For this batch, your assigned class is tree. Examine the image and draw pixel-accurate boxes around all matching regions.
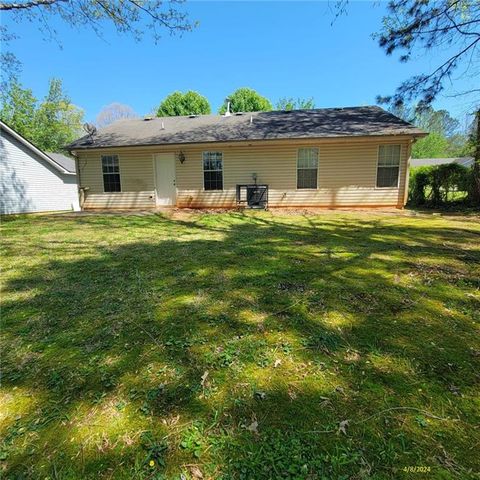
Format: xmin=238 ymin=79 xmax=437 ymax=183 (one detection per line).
xmin=412 ymin=107 xmax=467 ymax=158
xmin=374 ymin=1 xmax=479 ymax=108
xmin=337 ymin=0 xmax=480 ymax=202
xmin=157 ymin=91 xmax=211 ymax=117
xmin=0 ymin=78 xmax=84 ymax=152
xmin=0 ymin=81 xmax=37 ymax=139
xmin=414 ymin=108 xmax=460 ymax=138
xmin=0 ymin=0 xmax=193 ymax=40
xmin=276 ymin=97 xmax=315 ymax=111
xmin=219 ymin=88 xmax=272 ymax=114
xmin=34 ymin=78 xmax=84 ymax=151
xmin=96 ymin=103 xmax=138 ymax=128
xmin=390 ymin=104 xmax=469 ymax=158
xmin=469 ymin=111 xmax=480 ymax=204
xmin=412 ymin=132 xmax=450 ymax=159
xmin=447 ymin=133 xmax=471 ymax=157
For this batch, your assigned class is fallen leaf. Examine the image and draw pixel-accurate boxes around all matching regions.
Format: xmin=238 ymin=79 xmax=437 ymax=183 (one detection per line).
xmin=246 ymin=420 xmax=258 ymax=434
xmin=274 ymin=359 xmax=282 ymax=368
xmin=200 ymin=371 xmax=209 ymax=387
xmin=190 ymin=465 xmax=203 ymax=479
xmin=344 ymin=351 xmax=361 ymax=362
xmin=448 ymin=384 xmax=461 ymax=396
xmin=338 ymin=419 xmax=349 ymax=435
xmin=319 ymin=396 xmax=331 ymax=407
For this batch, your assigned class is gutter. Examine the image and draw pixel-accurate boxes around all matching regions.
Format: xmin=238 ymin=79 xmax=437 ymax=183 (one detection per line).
xmin=68 ymin=131 xmax=428 ymax=152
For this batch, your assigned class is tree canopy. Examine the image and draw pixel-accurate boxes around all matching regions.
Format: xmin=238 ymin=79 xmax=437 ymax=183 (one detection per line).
xmin=0 ymin=0 xmax=194 ymax=39
xmin=275 ymin=97 xmax=315 ymax=111
xmin=375 ymin=0 xmax=479 ymax=108
xmin=372 ymin=0 xmax=479 ymax=203
xmin=219 ymin=88 xmax=272 ymax=114
xmin=0 ymin=0 xmax=195 ymax=82
xmin=412 ymin=132 xmax=451 ymax=159
xmin=96 ymin=103 xmax=138 ymax=128
xmin=389 ymin=104 xmax=468 ymax=159
xmin=156 ymin=91 xmax=211 ymax=117
xmin=0 ymin=78 xmax=84 ymax=152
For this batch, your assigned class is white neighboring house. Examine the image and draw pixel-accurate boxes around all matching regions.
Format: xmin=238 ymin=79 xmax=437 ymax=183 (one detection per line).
xmin=0 ymin=121 xmax=80 ymax=214
xmin=410 ymin=157 xmax=474 ymax=168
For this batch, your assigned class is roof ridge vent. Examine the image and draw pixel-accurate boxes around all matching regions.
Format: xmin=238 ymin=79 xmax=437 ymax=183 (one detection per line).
xmin=143 ymin=116 xmax=154 ymax=121
xmin=235 ymin=112 xmax=244 ymax=116
xmin=189 ymin=114 xmax=199 ymax=118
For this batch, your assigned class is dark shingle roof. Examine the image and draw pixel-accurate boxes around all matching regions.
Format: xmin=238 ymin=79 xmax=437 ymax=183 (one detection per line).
xmin=46 ymin=152 xmax=76 ymax=173
xmin=68 ymin=106 xmax=426 ymax=150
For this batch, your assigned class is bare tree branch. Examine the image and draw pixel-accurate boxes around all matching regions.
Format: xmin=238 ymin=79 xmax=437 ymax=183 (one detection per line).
xmin=0 ymin=0 xmax=66 ymax=10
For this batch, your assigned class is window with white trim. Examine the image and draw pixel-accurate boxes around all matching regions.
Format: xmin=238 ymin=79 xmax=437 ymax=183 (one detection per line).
xmin=102 ymin=155 xmax=121 ymax=192
xmin=203 ymin=152 xmax=223 ymax=190
xmin=297 ymin=148 xmax=318 ymax=189
xmin=377 ymin=145 xmax=400 ymax=188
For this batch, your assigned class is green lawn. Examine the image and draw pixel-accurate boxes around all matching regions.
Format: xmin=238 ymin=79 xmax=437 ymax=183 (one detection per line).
xmin=1 ymin=210 xmax=479 ymax=479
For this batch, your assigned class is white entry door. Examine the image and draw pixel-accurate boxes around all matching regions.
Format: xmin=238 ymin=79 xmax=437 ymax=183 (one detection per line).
xmin=155 ymin=154 xmax=176 ymax=206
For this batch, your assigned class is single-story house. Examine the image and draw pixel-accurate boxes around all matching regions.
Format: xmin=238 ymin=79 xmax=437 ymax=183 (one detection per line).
xmin=1 ymin=121 xmax=80 ymax=214
xmin=410 ymin=157 xmax=474 ymax=168
xmin=67 ymin=106 xmax=426 ymax=210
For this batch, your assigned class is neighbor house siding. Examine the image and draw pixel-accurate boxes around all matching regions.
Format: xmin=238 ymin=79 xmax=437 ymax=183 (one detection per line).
xmin=0 ymin=130 xmax=80 ymax=214
xmin=75 ymin=136 xmax=411 ymax=209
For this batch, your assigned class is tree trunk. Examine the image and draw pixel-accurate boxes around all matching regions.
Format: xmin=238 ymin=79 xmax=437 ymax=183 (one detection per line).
xmin=473 ymin=109 xmax=480 ymax=206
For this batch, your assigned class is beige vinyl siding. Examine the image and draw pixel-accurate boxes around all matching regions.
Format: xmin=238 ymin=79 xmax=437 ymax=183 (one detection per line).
xmin=175 ymin=139 xmax=409 ymax=208
xmin=78 ymin=150 xmax=155 ymax=209
xmin=74 ymin=136 xmax=412 ymax=209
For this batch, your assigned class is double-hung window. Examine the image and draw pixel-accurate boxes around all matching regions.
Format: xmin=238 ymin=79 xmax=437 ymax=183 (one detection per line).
xmin=377 ymin=145 xmax=400 ymax=188
xmin=297 ymin=148 xmax=319 ymax=189
xmin=203 ymin=152 xmax=223 ymax=190
xmin=102 ymin=155 xmax=121 ymax=192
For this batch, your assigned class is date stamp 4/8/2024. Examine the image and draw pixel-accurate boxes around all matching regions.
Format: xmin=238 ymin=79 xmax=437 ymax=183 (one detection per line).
xmin=402 ymin=466 xmax=432 ymax=473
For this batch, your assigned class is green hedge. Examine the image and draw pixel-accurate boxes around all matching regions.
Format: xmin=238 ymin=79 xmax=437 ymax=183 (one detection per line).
xmin=408 ymin=163 xmax=473 ymax=206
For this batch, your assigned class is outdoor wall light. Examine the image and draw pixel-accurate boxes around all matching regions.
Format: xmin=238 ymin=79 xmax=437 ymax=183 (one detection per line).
xmin=178 ymin=151 xmax=186 ymax=164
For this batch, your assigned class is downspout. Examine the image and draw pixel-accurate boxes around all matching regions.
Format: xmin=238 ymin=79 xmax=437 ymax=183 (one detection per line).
xmin=71 ymin=151 xmax=85 ymax=210
xmin=403 ymin=139 xmax=413 ymax=207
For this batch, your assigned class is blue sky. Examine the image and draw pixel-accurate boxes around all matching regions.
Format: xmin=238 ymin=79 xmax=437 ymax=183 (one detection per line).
xmin=2 ymin=1 xmax=476 ymax=124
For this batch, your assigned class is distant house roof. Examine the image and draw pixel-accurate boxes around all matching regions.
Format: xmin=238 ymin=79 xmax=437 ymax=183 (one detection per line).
xmin=68 ymin=106 xmax=426 ymax=150
xmin=410 ymin=157 xmax=474 ymax=168
xmin=46 ymin=152 xmax=76 ymax=173
xmin=0 ymin=121 xmax=75 ymax=175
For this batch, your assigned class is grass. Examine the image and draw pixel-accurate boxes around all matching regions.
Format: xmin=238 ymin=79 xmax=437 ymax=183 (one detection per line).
xmin=1 ymin=209 xmax=479 ymax=479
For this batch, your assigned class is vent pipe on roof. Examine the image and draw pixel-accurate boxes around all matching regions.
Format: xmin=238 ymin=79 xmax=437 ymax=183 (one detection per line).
xmin=224 ymin=98 xmax=232 ymax=117
xmin=250 ymin=115 xmax=253 ymax=125
xmin=161 ymin=121 xmax=165 ymax=130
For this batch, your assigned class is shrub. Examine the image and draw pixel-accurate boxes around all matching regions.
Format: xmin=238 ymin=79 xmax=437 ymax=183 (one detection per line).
xmin=409 ymin=166 xmax=430 ymax=205
xmin=408 ymin=163 xmax=472 ymax=206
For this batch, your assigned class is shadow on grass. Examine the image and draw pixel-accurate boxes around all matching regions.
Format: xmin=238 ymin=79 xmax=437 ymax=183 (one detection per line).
xmin=1 ymin=212 xmax=479 ymax=479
